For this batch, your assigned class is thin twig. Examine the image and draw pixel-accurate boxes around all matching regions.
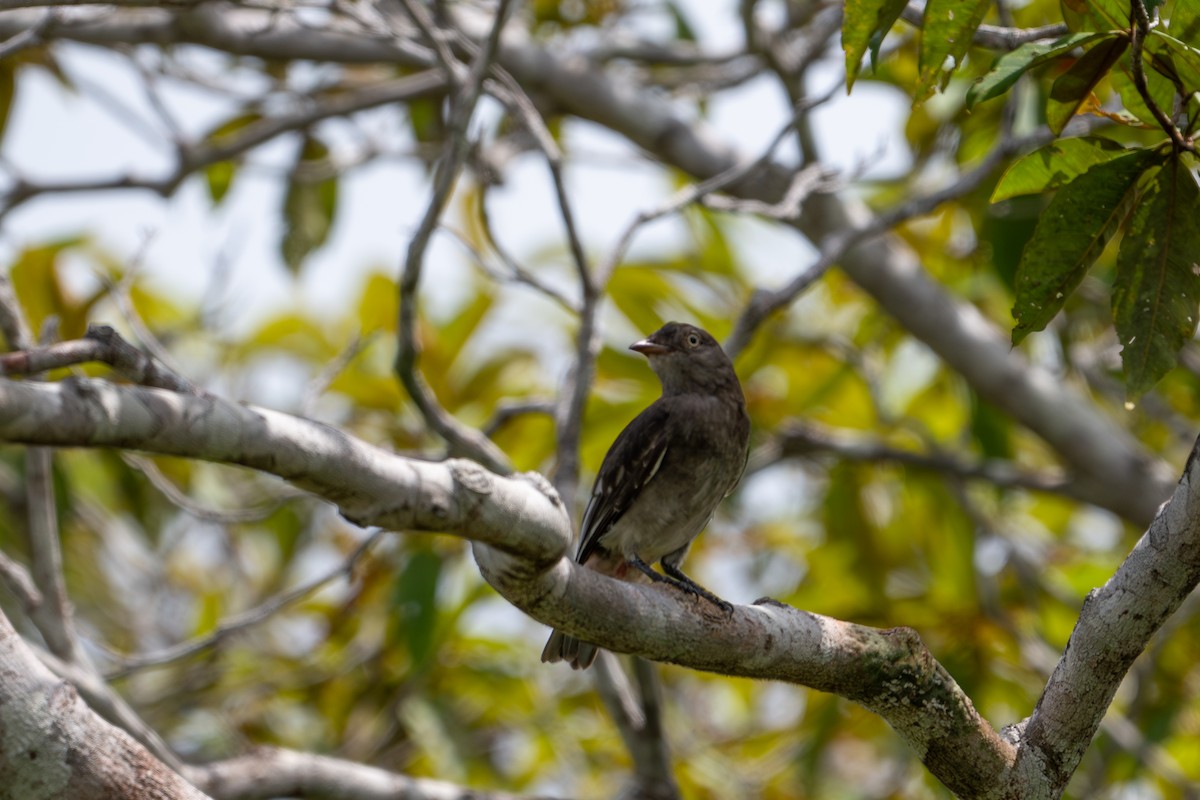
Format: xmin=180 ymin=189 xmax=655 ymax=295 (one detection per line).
xmin=0 ymin=280 xmax=87 ymax=664
xmin=725 ymin=126 xmax=1054 ymax=358
xmin=452 ymin=36 xmax=597 ymax=505
xmin=106 ymin=528 xmax=386 ymax=680
xmin=0 ymin=324 xmax=201 ymax=393
xmin=1130 ymin=0 xmax=1193 ymax=153
xmin=393 ymin=0 xmax=515 ymax=475
xmin=0 ymin=7 xmax=54 ymax=60
xmin=593 ymin=89 xmax=837 ymax=288
xmin=300 ymin=331 xmax=375 ymax=417
xmin=752 ymin=421 xmax=1071 ymax=494
xmin=440 ymin=219 xmax=578 ymax=313
xmin=0 ymin=71 xmax=448 ymax=215
xmin=122 ymin=453 xmax=309 ymax=524
xmin=482 ymin=398 xmax=557 ymax=437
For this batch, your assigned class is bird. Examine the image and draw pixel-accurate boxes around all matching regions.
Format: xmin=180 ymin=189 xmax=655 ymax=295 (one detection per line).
xmin=541 ymin=321 xmax=751 ymax=669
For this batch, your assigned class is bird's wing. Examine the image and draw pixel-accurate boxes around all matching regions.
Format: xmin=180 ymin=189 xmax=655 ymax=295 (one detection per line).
xmin=575 ymin=401 xmax=672 ymax=565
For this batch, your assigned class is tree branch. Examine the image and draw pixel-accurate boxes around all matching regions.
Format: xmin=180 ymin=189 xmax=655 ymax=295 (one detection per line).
xmin=105 ymin=529 xmax=386 ymax=680
xmin=0 ymin=607 xmax=210 ymax=799
xmin=392 ymin=0 xmax=515 ymax=475
xmin=1018 ymin=434 xmax=1200 ymax=796
xmin=183 ymin=745 xmax=543 ymax=800
xmin=0 ymin=374 xmax=1010 ymax=797
xmin=0 ymin=69 xmax=448 ymax=213
xmin=1129 ymin=0 xmax=1194 ymax=153
xmin=0 ymin=0 xmax=1170 ymax=525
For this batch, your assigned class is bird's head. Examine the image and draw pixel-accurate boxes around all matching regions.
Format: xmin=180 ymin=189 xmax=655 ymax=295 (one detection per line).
xmin=630 ymin=322 xmax=738 ymax=395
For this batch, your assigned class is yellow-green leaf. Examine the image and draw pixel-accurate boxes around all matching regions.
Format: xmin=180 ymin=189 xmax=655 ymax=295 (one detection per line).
xmin=916 ymin=0 xmax=990 ymax=100
xmin=281 ymin=136 xmax=339 ymax=274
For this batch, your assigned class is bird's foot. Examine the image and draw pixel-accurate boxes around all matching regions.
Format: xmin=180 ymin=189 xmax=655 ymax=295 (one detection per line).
xmin=629 ymin=557 xmax=732 ymax=615
xmin=678 ymin=581 xmax=733 ymax=615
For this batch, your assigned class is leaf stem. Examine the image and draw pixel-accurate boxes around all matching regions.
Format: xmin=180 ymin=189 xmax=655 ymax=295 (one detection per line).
xmin=1129 ymin=0 xmax=1195 ymax=153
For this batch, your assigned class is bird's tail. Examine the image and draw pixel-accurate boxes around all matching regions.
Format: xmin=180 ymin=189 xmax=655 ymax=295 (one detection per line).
xmin=541 ymin=629 xmax=599 ymax=670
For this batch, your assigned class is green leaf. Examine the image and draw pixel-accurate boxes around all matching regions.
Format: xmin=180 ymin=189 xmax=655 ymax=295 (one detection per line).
xmin=9 ymin=236 xmax=87 ymax=342
xmin=969 ymin=392 xmax=1013 ymax=461
xmin=407 ymin=95 xmax=445 ymax=146
xmin=967 ymin=32 xmax=1110 ymax=108
xmin=281 ymin=135 xmax=339 ymax=274
xmin=205 ymin=160 xmax=237 ymax=206
xmin=1112 ymin=48 xmax=1178 ymax=129
xmin=843 ymin=0 xmax=908 ymax=90
xmin=1148 ymin=30 xmax=1200 ymax=94
xmin=1060 ymin=0 xmax=1089 ymax=33
xmin=1011 ymin=148 xmax=1158 ymax=344
xmin=916 ymin=0 xmax=991 ymax=100
xmin=390 ymin=549 xmax=442 ymax=670
xmin=0 ymin=62 xmax=15 ymax=149
xmin=1172 ymin=0 xmax=1200 ymax=48
xmin=1046 ymin=35 xmax=1129 ymax=135
xmin=664 ymin=0 xmax=698 ymax=42
xmin=200 ymin=111 xmax=262 ymax=206
xmin=1113 ymin=159 xmax=1200 ymax=397
xmin=992 ymin=136 xmax=1129 ymax=202
xmin=1079 ymin=0 xmax=1129 ymax=30
xmin=983 ymin=195 xmax=1041 ymax=290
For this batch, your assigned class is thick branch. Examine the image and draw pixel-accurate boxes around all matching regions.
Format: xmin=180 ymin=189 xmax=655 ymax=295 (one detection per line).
xmin=0 ymin=1 xmax=1173 ymax=526
xmin=0 ymin=375 xmax=1011 ymax=798
xmin=0 ymin=607 xmax=211 ymax=799
xmin=1018 ymin=434 xmax=1200 ymax=796
xmin=0 ymin=377 xmax=571 ymax=564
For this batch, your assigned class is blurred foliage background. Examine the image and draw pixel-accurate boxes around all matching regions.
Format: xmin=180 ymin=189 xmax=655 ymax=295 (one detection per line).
xmin=1 ymin=0 xmax=1200 ymax=798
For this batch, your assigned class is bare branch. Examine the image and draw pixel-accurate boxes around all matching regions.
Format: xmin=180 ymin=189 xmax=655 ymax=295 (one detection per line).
xmin=0 ymin=376 xmax=572 ymax=563
xmin=0 ymin=324 xmax=200 ymax=393
xmin=393 ymin=0 xmax=515 ymax=475
xmin=1019 ymin=433 xmax=1200 ymax=795
xmin=105 ymin=528 xmax=385 ymax=680
xmin=121 ymin=453 xmax=308 ymax=524
xmin=0 ymin=607 xmax=209 ymax=799
xmin=752 ymin=420 xmax=1071 ymax=493
xmin=185 ymin=745 xmax=541 ymax=800
xmin=0 ymin=6 xmax=52 ymax=58
xmin=0 ymin=70 xmax=448 ymax=213
xmin=593 ymin=656 xmax=679 ymax=800
xmin=0 ymin=375 xmax=1012 ymax=797
xmin=899 ymin=3 xmax=1070 ymax=50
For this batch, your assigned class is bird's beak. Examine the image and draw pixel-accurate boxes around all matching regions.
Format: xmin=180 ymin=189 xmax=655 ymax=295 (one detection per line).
xmin=630 ymin=338 xmax=671 ymax=356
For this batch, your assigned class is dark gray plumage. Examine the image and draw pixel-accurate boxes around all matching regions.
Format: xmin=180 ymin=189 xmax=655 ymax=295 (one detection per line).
xmin=541 ymin=322 xmax=750 ymax=669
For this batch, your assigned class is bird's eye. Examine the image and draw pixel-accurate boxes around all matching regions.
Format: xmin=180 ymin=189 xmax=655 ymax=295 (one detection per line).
xmin=686 ymin=333 xmax=701 ymax=347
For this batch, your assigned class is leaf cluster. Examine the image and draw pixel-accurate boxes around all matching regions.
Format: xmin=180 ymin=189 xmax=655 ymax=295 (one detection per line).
xmin=847 ymin=0 xmax=1200 ymax=396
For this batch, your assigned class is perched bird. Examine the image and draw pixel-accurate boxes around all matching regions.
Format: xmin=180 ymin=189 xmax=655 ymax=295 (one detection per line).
xmin=541 ymin=322 xmax=751 ymax=669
